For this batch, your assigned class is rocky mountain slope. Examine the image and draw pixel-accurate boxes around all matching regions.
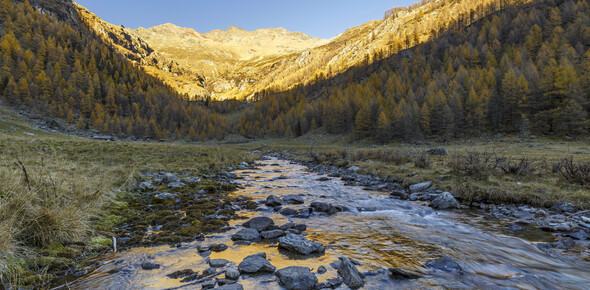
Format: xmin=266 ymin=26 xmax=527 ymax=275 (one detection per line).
xmin=74 ymin=0 xmax=529 ymax=100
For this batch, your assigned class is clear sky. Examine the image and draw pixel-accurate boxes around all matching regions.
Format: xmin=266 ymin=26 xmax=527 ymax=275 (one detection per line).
xmin=74 ymin=0 xmax=418 ymax=39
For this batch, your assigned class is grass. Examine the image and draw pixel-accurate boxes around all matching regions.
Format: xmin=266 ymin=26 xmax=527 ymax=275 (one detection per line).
xmin=0 ymin=106 xmax=257 ymax=288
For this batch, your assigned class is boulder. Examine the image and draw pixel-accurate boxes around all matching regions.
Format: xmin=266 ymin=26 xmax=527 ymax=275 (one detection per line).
xmin=202 ymin=279 xmax=216 ymax=289
xmin=276 ymin=266 xmax=318 ymax=290
xmin=337 ymin=257 xmax=364 ymax=289
xmin=278 ymin=233 xmax=325 ymax=255
xmin=231 ymin=228 xmax=261 ymax=241
xmin=427 ymin=147 xmax=449 ymax=155
xmin=225 ymin=267 xmax=240 ymax=280
xmin=141 ymin=262 xmax=160 ymax=270
xmin=279 ymin=208 xmax=298 ymax=216
xmin=238 ymin=252 xmax=276 ymax=274
xmin=209 ymin=259 xmax=229 ymax=268
xmin=390 ymin=190 xmax=408 ymax=199
xmin=265 ymin=195 xmax=283 ymax=207
xmin=167 ymin=181 xmax=185 ymax=189
xmin=310 ymin=202 xmax=337 ymax=215
xmin=409 ymin=181 xmax=432 ymax=193
xmin=243 ymin=217 xmax=274 ymax=232
xmin=261 ymin=229 xmax=284 ymax=239
xmin=161 ymin=173 xmax=180 ymax=184
xmin=551 ymin=203 xmax=579 ymax=214
xmin=317 ymin=266 xmax=327 ymax=274
xmin=216 ymin=284 xmax=243 ymax=290
xmin=138 ymin=181 xmax=154 ymax=191
xmin=209 ymin=244 xmax=228 ymax=252
xmin=430 ymin=192 xmax=460 ymax=209
xmin=283 ymin=195 xmax=305 ymax=204
xmin=316 ymin=278 xmax=343 ymax=289
xmin=426 ymin=256 xmax=462 ymax=272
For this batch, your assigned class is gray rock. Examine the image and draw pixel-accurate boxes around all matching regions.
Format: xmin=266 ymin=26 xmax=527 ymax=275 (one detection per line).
xmin=265 ymin=195 xmax=283 ymax=207
xmin=216 ymin=278 xmax=237 ymax=286
xmin=154 ymin=192 xmax=177 ymax=200
xmin=231 ymin=228 xmax=261 ymax=241
xmin=296 ymin=209 xmax=311 ymax=218
xmin=225 ymin=267 xmax=240 ymax=280
xmin=161 ymin=173 xmax=180 ymax=184
xmin=210 ymin=244 xmax=228 ymax=252
xmin=202 ymin=279 xmax=216 ymax=289
xmin=280 ymin=222 xmax=295 ymax=230
xmin=390 ymin=190 xmax=408 ymax=199
xmin=430 ymin=192 xmax=460 ymax=209
xmin=278 ymin=233 xmax=325 ymax=255
xmin=181 ymin=177 xmax=201 ymax=184
xmin=348 ymin=166 xmax=360 ymax=173
xmin=261 ymin=229 xmax=284 ymax=239
xmin=238 ymin=252 xmax=276 ymax=274
xmin=316 ymin=278 xmax=343 ymax=289
xmin=243 ymin=217 xmax=275 ymax=232
xmin=215 ymin=284 xmax=243 ymax=290
xmin=426 ymin=256 xmax=462 ymax=272
xmin=427 ymin=147 xmax=449 ymax=155
xmin=409 ymin=181 xmax=432 ymax=193
xmin=280 ymin=208 xmax=298 ymax=216
xmin=283 ymin=195 xmax=304 ymax=204
xmin=276 ymin=266 xmax=318 ymax=290
xmin=551 ymin=203 xmax=579 ymax=214
xmin=167 ymin=181 xmax=186 ymax=189
xmin=209 ymin=259 xmax=229 ymax=268
xmin=141 ymin=262 xmax=160 ymax=270
xmin=337 ymin=257 xmax=364 ymax=289
xmin=138 ymin=182 xmax=154 ymax=191
xmin=569 ymin=230 xmax=589 ymax=240
xmin=310 ymin=202 xmax=337 ymax=215
xmin=293 ymin=224 xmax=307 ymax=232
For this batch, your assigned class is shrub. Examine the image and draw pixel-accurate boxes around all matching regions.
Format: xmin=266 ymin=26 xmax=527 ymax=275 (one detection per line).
xmin=448 ymin=151 xmax=497 ymax=177
xmin=497 ymin=157 xmax=541 ymax=176
xmin=556 ymin=157 xmax=590 ymax=185
xmin=413 ymin=155 xmax=431 ymax=169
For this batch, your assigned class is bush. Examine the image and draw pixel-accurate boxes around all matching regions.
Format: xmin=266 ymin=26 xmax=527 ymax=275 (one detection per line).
xmin=556 ymin=157 xmax=590 ymax=185
xmin=497 ymin=157 xmax=541 ymax=176
xmin=413 ymin=155 xmax=431 ymax=169
xmin=448 ymin=151 xmax=497 ymax=177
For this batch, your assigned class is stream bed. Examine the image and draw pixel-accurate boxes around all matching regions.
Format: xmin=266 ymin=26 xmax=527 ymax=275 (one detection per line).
xmin=61 ymin=158 xmax=590 ymax=289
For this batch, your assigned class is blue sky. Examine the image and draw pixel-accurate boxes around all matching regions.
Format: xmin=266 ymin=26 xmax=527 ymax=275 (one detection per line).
xmin=74 ymin=0 xmax=418 ymax=39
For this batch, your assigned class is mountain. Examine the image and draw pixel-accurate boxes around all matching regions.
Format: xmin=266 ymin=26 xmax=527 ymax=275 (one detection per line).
xmin=237 ymin=0 xmax=590 ymax=140
xmin=76 ymin=0 xmax=524 ymax=100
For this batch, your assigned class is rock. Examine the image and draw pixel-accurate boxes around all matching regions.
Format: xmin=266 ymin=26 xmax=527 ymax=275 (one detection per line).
xmin=409 ymin=181 xmax=432 ymax=193
xmin=317 ymin=266 xmax=327 ymax=274
xmin=317 ymin=177 xmax=330 ymax=181
xmin=210 ymin=244 xmax=228 ymax=252
xmin=202 ymin=279 xmax=216 ymax=289
xmin=276 ymin=266 xmax=318 ymax=290
xmin=389 ymin=268 xmax=422 ymax=279
xmin=506 ymin=224 xmax=524 ymax=231
xmin=232 ymin=228 xmax=261 ymax=241
xmin=167 ymin=269 xmax=195 ymax=279
xmin=181 ymin=177 xmax=201 ymax=184
xmin=278 ymin=206 xmax=297 ymax=216
xmin=430 ymin=192 xmax=460 ymax=209
xmin=316 ymin=278 xmax=343 ymax=289
xmin=357 ymin=206 xmax=377 ymax=212
xmin=427 ymin=147 xmax=449 ymax=155
xmin=167 ymin=181 xmax=185 ymax=189
xmin=293 ymin=224 xmax=307 ymax=232
xmin=551 ymin=203 xmax=579 ymax=214
xmin=225 ymin=267 xmax=240 ymax=280
xmin=296 ymin=209 xmax=311 ymax=218
xmin=238 ymin=252 xmax=276 ymax=274
xmin=138 ymin=181 xmax=154 ymax=191
xmin=243 ymin=217 xmax=274 ymax=232
xmin=141 ymin=262 xmax=160 ymax=270
xmin=310 ymin=202 xmax=337 ymax=215
xmin=337 ymin=257 xmax=364 ymax=289
xmin=161 ymin=173 xmax=180 ymax=184
xmin=216 ymin=278 xmax=237 ymax=286
xmin=390 ymin=190 xmax=408 ymax=199
xmin=278 ymin=233 xmax=325 ymax=255
xmin=283 ymin=195 xmax=305 ymax=204
xmin=280 ymin=222 xmax=295 ymax=230
xmin=261 ymin=229 xmax=284 ymax=239
xmin=426 ymin=256 xmax=462 ymax=272
xmin=216 ymin=284 xmax=243 ymax=290
xmin=209 ymin=259 xmax=229 ymax=268
xmin=569 ymin=230 xmax=589 ymax=240
xmin=265 ymin=195 xmax=283 ymax=207
xmin=348 ymin=166 xmax=360 ymax=173
xmin=154 ymin=192 xmax=176 ymax=200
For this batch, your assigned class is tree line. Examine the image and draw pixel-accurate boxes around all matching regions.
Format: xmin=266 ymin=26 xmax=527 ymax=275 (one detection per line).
xmin=237 ymin=0 xmax=590 ymax=141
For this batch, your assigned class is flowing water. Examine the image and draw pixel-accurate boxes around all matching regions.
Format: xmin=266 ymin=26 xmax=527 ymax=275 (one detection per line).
xmin=63 ymin=158 xmax=590 ymax=289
